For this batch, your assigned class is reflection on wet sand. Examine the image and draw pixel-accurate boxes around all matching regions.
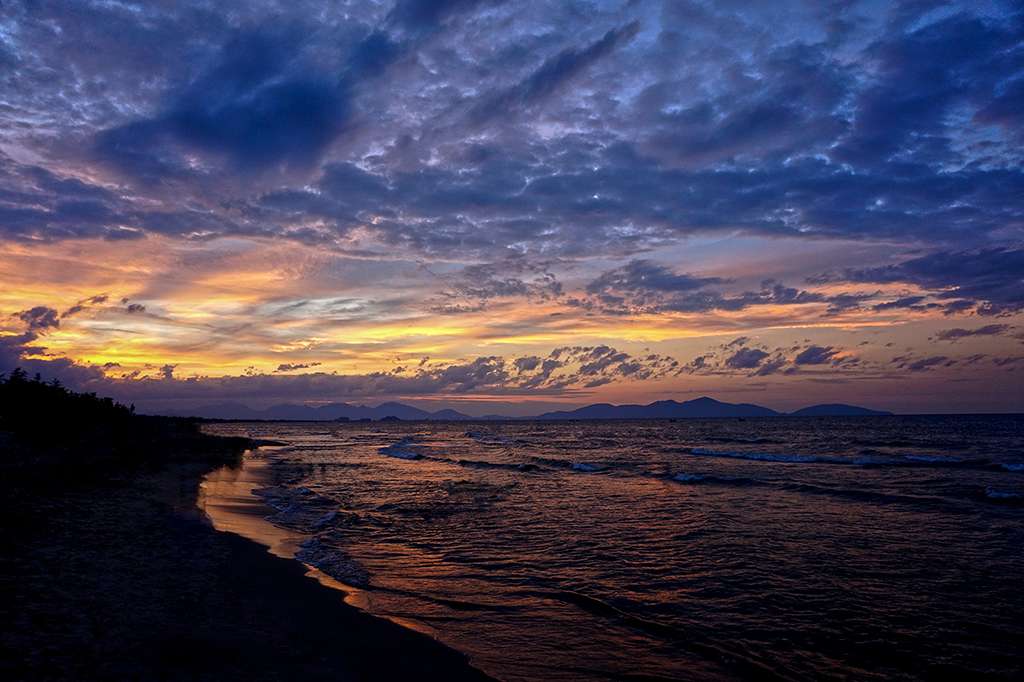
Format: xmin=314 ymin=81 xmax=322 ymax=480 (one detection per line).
xmin=198 ymin=451 xmax=437 ymax=640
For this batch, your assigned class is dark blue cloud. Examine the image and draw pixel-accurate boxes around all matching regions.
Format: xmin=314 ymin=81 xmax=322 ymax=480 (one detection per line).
xmin=934 ymin=325 xmax=1013 ymax=342
xmin=794 ymin=345 xmax=841 ymax=365
xmin=470 ymin=21 xmax=639 ymax=124
xmin=872 ymin=296 xmax=929 ymax=312
xmin=725 ymin=347 xmax=769 ymax=369
xmin=575 ymin=261 xmax=880 ymax=316
xmin=432 ymin=258 xmax=563 ymax=313
xmin=94 ymin=26 xmax=350 ymax=175
xmin=387 ymin=0 xmax=497 ymax=32
xmin=16 ymin=306 xmax=60 ymax=331
xmin=904 ymin=356 xmax=953 ymax=372
xmin=820 ymin=248 xmax=1024 ymax=315
xmin=586 ymin=260 xmax=723 ymax=295
xmin=0 ymin=0 xmax=1020 ymax=310
xmin=833 ymin=12 xmax=1024 ymax=166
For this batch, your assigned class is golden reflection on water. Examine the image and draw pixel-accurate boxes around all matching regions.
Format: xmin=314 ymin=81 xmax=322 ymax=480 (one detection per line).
xmin=197 ymin=451 xmax=440 ymax=641
xmin=198 ymin=454 xmax=301 ymax=560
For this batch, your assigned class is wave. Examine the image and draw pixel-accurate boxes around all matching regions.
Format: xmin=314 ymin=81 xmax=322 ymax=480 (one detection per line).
xmin=465 ymin=430 xmax=513 ymax=446
xmin=529 ymin=456 xmax=611 ymax=473
xmin=670 ymin=472 xmax=759 ymax=487
xmin=379 ymin=437 xmax=423 ymax=460
xmin=689 ymin=447 xmax=821 ymax=463
xmin=295 ymin=537 xmax=371 ymax=587
xmin=850 ymin=437 xmax=969 ymax=450
xmin=1001 ymin=463 xmax=1024 ymax=472
xmin=571 ymin=462 xmax=605 ymax=473
xmin=253 ymin=485 xmax=359 ymax=533
xmin=705 ymin=436 xmax=784 ymax=445
xmin=687 ymin=447 xmax=1001 ymax=472
xmin=779 ymin=482 xmax=958 ymax=509
xmin=984 ymin=488 xmax=1024 ymax=503
xmin=512 ymin=587 xmax=683 ymax=640
xmin=509 ymin=586 xmax=783 ymax=678
xmin=451 ymin=458 xmax=542 ymax=472
xmin=903 ymin=454 xmax=960 ymax=463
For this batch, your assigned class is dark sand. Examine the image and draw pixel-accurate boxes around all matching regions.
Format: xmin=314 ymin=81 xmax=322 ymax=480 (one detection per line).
xmin=1 ymin=451 xmax=491 ymax=681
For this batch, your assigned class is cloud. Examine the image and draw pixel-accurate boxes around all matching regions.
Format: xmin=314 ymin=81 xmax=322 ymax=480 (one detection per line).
xmin=587 ymin=259 xmax=724 ymax=296
xmin=276 ymin=362 xmax=322 ymax=372
xmin=0 ymin=338 xmax=682 ymax=407
xmin=16 ymin=306 xmax=60 ymax=331
xmin=751 ymin=355 xmax=789 ymax=377
xmin=431 ymin=258 xmax=563 ymax=313
xmin=387 ymin=0 xmax=496 ymax=32
xmin=93 ymin=26 xmax=351 ymax=176
xmin=681 ymin=340 xmax=861 ymax=378
xmin=61 ymin=294 xmax=109 ymax=319
xmin=0 ymin=1 xmax=1016 ymax=262
xmin=578 ymin=261 xmax=878 ymax=317
xmin=934 ymin=324 xmax=1013 ymax=341
xmin=872 ymin=296 xmax=928 ymax=312
xmin=833 ymin=12 xmax=1023 ymax=166
xmin=905 ymin=356 xmax=952 ymax=372
xmin=1 ymin=0 xmax=1022 ymax=413
xmin=725 ymin=347 xmax=769 ymax=369
xmin=817 ymin=248 xmax=1024 ymax=316
xmin=470 ymin=21 xmax=639 ymax=124
xmin=794 ymin=345 xmax=841 ymax=365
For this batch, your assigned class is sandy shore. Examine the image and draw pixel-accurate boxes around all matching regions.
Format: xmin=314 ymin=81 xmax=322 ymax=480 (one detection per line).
xmin=198 ymin=453 xmax=391 ymax=626
xmin=1 ymin=446 xmax=491 ymax=681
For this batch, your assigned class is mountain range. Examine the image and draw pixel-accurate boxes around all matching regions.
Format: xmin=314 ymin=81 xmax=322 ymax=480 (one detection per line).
xmin=163 ymin=397 xmax=891 ymax=421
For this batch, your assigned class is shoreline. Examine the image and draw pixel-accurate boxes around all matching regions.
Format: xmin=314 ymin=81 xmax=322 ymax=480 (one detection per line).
xmin=198 ymin=450 xmax=444 ymax=641
xmin=2 ymin=440 xmax=491 ymax=681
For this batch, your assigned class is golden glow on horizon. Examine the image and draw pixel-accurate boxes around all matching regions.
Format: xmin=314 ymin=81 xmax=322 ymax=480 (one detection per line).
xmin=2 ymin=235 xmax=1016 ymax=401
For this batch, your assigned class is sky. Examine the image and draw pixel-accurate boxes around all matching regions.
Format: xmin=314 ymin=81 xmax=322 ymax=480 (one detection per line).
xmin=0 ymin=0 xmax=1022 ymax=415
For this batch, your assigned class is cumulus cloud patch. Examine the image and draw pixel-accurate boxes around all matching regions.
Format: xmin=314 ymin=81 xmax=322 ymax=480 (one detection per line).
xmin=16 ymin=307 xmax=60 ymax=331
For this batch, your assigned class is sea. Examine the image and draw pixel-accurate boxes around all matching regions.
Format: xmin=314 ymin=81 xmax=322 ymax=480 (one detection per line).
xmin=203 ymin=416 xmax=1024 ymax=681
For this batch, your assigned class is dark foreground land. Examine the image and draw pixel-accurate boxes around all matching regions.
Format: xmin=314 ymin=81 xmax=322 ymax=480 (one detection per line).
xmin=0 ymin=372 xmax=488 ymax=681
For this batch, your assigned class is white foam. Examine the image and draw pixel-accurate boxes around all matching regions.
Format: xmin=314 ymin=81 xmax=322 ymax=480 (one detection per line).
xmin=986 ymin=488 xmax=1022 ymax=499
xmin=572 ymin=462 xmax=603 ymax=472
xmin=466 ymin=430 xmax=511 ymax=446
xmin=903 ymin=454 xmax=960 ymax=463
xmin=296 ymin=538 xmax=371 ymax=587
xmin=379 ymin=437 xmax=423 ymax=460
xmin=311 ymin=510 xmax=337 ymax=529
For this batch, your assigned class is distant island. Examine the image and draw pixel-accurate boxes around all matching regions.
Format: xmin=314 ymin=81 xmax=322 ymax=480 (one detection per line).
xmin=789 ymin=403 xmax=893 ymax=417
xmin=533 ymin=397 xmax=892 ymax=419
xmin=164 ymin=395 xmax=892 ymax=421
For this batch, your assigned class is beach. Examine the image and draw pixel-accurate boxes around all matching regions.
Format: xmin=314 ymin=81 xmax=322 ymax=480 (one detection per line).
xmin=1 ymin=440 xmax=490 ymax=681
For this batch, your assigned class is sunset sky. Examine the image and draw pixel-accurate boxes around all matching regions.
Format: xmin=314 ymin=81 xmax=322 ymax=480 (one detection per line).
xmin=1 ymin=0 xmax=1022 ymax=415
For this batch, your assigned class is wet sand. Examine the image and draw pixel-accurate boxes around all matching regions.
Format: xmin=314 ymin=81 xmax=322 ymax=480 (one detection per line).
xmin=198 ymin=453 xmax=390 ymax=626
xmin=1 ymin=447 xmax=491 ymax=681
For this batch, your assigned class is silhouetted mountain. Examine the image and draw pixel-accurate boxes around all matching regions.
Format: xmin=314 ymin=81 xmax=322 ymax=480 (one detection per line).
xmin=536 ymin=397 xmax=780 ymax=420
xmin=431 ymin=408 xmax=475 ymax=420
xmin=164 ymin=401 xmax=472 ymax=421
xmin=161 ymin=396 xmax=893 ymax=421
xmin=790 ymin=404 xmax=892 ymax=416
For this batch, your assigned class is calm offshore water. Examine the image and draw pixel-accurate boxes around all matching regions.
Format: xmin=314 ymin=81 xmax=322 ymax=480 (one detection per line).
xmin=207 ymin=416 xmax=1024 ymax=681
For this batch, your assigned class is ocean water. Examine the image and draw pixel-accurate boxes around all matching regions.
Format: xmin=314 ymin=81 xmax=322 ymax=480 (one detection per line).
xmin=206 ymin=416 xmax=1024 ymax=681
